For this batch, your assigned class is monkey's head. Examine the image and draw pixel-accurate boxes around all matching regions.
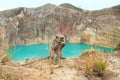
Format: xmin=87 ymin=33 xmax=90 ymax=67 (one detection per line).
xmin=55 ymin=34 xmax=65 ymax=42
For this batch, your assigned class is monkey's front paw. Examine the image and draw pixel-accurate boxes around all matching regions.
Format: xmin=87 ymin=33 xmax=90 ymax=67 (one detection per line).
xmin=61 ymin=42 xmax=65 ymax=45
xmin=61 ymin=42 xmax=65 ymax=47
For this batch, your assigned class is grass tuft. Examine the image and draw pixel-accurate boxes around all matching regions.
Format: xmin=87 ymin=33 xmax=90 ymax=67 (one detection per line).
xmin=84 ymin=53 xmax=108 ymax=77
xmin=0 ymin=69 xmax=16 ymax=80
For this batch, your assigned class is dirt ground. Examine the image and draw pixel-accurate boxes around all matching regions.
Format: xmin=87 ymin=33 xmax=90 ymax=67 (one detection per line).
xmin=0 ymin=52 xmax=120 ymax=80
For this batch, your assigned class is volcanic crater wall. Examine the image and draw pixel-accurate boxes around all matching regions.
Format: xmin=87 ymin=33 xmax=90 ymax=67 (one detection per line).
xmin=0 ymin=4 xmax=120 ymax=48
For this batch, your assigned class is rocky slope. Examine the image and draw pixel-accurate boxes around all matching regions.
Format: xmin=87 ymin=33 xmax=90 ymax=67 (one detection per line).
xmin=0 ymin=52 xmax=120 ymax=80
xmin=0 ymin=3 xmax=120 ymax=48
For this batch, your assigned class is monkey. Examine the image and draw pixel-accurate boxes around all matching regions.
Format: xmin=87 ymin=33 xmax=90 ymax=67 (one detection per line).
xmin=50 ymin=34 xmax=65 ymax=63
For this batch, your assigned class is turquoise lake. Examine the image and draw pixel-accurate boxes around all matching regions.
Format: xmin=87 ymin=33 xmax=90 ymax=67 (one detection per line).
xmin=9 ymin=43 xmax=115 ymax=61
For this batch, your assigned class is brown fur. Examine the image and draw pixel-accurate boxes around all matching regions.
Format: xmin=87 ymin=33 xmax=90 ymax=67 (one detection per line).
xmin=50 ymin=34 xmax=65 ymax=62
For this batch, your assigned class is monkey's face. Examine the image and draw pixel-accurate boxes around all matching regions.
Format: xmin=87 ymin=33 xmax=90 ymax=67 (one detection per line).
xmin=56 ymin=35 xmax=65 ymax=42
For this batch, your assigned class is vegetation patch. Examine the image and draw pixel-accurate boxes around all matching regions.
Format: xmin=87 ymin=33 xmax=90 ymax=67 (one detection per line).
xmin=0 ymin=68 xmax=16 ymax=80
xmin=84 ymin=53 xmax=108 ymax=77
xmin=82 ymin=48 xmax=96 ymax=56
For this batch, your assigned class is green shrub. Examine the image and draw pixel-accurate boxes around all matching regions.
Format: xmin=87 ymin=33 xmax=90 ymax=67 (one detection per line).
xmin=82 ymin=48 xmax=96 ymax=56
xmin=93 ymin=59 xmax=108 ymax=76
xmin=0 ymin=70 xmax=16 ymax=80
xmin=85 ymin=59 xmax=93 ymax=75
xmin=1 ymin=49 xmax=15 ymax=63
xmin=84 ymin=54 xmax=108 ymax=77
xmin=1 ymin=54 xmax=11 ymax=63
xmin=50 ymin=66 xmax=54 ymax=74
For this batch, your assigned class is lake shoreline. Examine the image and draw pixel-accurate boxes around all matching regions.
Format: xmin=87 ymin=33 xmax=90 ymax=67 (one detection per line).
xmin=8 ymin=43 xmax=115 ymax=61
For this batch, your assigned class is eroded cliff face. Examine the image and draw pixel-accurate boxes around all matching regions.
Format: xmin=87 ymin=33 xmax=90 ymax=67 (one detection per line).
xmin=0 ymin=4 xmax=120 ymax=48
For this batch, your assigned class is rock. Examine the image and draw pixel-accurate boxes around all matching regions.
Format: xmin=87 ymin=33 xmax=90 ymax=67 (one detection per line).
xmin=0 ymin=4 xmax=119 ymax=48
xmin=115 ymin=42 xmax=120 ymax=51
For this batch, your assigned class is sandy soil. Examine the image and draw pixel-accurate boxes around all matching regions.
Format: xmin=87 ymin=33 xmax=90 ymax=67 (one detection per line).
xmin=0 ymin=52 xmax=120 ymax=80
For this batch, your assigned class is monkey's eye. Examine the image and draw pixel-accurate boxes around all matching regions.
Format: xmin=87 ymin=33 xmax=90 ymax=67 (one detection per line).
xmin=60 ymin=37 xmax=64 ymax=40
xmin=56 ymin=36 xmax=58 ymax=38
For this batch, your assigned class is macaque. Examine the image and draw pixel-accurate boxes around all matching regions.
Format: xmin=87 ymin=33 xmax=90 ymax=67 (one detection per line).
xmin=50 ymin=34 xmax=65 ymax=62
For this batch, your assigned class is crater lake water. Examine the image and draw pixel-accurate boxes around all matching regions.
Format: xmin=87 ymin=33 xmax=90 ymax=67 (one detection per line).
xmin=8 ymin=43 xmax=115 ymax=61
